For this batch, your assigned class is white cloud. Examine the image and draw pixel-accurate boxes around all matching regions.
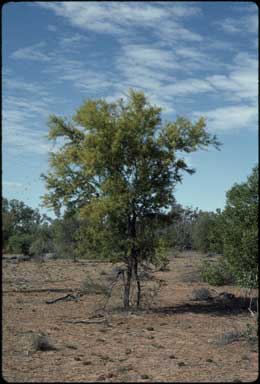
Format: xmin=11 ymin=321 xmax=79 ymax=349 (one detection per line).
xmin=36 ymin=1 xmax=202 ymax=41
xmin=206 ymin=52 xmax=258 ymax=103
xmin=3 ymin=181 xmax=23 ymax=189
xmin=11 ymin=42 xmax=52 ymax=62
xmin=194 ymin=104 xmax=258 ymax=132
xmin=164 ymin=79 xmax=214 ymax=97
xmin=58 ymin=33 xmax=88 ymax=49
xmin=3 ymin=78 xmax=49 ymax=97
xmin=217 ymin=13 xmax=258 ymax=35
xmin=47 ymin=24 xmax=58 ymax=32
xmin=2 ymin=86 xmax=60 ymax=155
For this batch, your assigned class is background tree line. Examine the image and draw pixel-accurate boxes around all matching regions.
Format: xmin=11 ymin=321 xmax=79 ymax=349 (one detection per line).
xmin=2 ymin=163 xmax=258 ymax=291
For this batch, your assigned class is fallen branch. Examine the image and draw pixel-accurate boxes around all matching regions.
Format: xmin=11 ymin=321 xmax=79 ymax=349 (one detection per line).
xmin=3 ymin=288 xmax=75 ymax=294
xmin=46 ymin=293 xmax=78 ymax=304
xmin=63 ymin=319 xmax=110 ymax=325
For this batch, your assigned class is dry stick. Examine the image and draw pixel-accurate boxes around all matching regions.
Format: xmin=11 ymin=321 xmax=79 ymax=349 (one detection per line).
xmin=3 ymin=288 xmax=75 ymax=294
xmin=63 ymin=319 xmax=109 ymax=325
xmin=101 ymin=274 xmax=121 ymax=311
xmin=45 ymin=293 xmax=78 ymax=304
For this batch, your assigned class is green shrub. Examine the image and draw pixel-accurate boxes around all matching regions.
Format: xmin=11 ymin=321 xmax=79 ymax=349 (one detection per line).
xmin=8 ymin=233 xmax=34 ymax=255
xmin=221 ymin=165 xmax=258 ymax=289
xmin=200 ymin=258 xmax=234 ymax=286
xmin=32 ymin=333 xmax=57 ymax=351
xmin=214 ymin=323 xmax=258 ymax=346
xmin=191 ymin=287 xmax=212 ymax=301
xmin=80 ymin=274 xmax=109 ymax=296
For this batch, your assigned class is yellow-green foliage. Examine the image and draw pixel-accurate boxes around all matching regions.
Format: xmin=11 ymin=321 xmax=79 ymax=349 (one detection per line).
xmin=42 ymin=89 xmax=220 ymax=272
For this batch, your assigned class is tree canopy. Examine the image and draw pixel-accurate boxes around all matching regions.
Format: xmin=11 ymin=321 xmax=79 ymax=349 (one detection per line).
xmin=42 ymin=89 xmax=220 ymax=308
xmin=222 ymin=165 xmax=258 ymax=288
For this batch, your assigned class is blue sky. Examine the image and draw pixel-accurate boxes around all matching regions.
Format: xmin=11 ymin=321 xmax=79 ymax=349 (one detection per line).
xmin=2 ymin=1 xmax=258 ymax=217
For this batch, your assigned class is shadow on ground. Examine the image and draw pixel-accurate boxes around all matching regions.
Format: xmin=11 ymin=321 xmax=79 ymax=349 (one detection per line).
xmin=110 ymin=296 xmax=258 ymax=317
xmin=148 ymin=296 xmax=258 ymax=317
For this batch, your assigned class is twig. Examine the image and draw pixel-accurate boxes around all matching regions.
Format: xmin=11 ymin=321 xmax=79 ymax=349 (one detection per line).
xmin=3 ymin=288 xmax=75 ymax=294
xmin=101 ymin=274 xmax=121 ymax=311
xmin=46 ymin=293 xmax=78 ymax=304
xmin=63 ymin=319 xmax=109 ymax=325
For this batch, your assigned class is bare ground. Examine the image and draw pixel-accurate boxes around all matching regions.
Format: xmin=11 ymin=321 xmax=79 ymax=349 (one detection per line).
xmin=2 ymin=251 xmax=258 ymax=382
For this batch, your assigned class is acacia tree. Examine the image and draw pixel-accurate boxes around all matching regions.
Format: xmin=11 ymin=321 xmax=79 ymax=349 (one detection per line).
xmin=222 ymin=165 xmax=258 ymax=288
xmin=42 ymin=90 xmax=220 ymax=308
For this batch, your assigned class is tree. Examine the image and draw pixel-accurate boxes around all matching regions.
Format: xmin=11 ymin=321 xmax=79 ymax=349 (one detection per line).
xmin=207 ymin=209 xmax=224 ymax=254
xmin=8 ymin=233 xmax=34 ymax=255
xmin=2 ymin=197 xmax=13 ymax=251
xmin=191 ymin=210 xmax=224 ymax=254
xmin=159 ymin=203 xmax=198 ymax=251
xmin=42 ymin=89 xmax=220 ymax=308
xmin=51 ymin=213 xmax=81 ymax=261
xmin=2 ymin=197 xmax=52 ymax=255
xmin=191 ymin=211 xmax=215 ymax=253
xmin=29 ymin=222 xmax=54 ymax=257
xmin=222 ymin=165 xmax=258 ymax=288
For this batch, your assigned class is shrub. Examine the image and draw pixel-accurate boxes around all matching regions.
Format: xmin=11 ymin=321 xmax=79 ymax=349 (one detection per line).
xmin=200 ymin=257 xmax=234 ymax=286
xmin=191 ymin=287 xmax=212 ymax=301
xmin=214 ymin=329 xmax=244 ymax=346
xmin=8 ymin=233 xmax=34 ymax=255
xmin=32 ymin=333 xmax=57 ymax=351
xmin=214 ymin=323 xmax=258 ymax=346
xmin=80 ymin=274 xmax=109 ymax=296
xmin=221 ymin=165 xmax=258 ymax=289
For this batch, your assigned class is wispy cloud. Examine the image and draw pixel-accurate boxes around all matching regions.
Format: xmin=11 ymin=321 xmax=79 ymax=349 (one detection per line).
xmin=36 ymin=1 xmax=203 ymax=42
xmin=2 ymin=78 xmax=61 ymax=155
xmin=216 ymin=13 xmax=258 ymax=35
xmin=6 ymin=1 xmax=258 ymax=137
xmin=3 ymin=181 xmax=23 ymax=189
xmin=207 ymin=52 xmax=258 ymax=103
xmin=11 ymin=42 xmax=52 ymax=62
xmin=47 ymin=24 xmax=58 ymax=32
xmin=194 ymin=104 xmax=257 ymax=132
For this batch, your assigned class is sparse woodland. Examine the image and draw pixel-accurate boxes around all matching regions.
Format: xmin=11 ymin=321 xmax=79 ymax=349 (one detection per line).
xmin=2 ymin=90 xmax=258 ymax=382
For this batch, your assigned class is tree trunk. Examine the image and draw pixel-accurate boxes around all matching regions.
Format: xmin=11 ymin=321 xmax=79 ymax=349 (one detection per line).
xmin=124 ymin=207 xmax=137 ymax=309
xmin=134 ymin=257 xmax=141 ymax=308
xmin=123 ymin=261 xmax=132 ymax=309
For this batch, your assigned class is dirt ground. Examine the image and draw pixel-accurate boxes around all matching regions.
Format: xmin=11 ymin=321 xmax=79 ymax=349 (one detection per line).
xmin=2 ymin=251 xmax=258 ymax=382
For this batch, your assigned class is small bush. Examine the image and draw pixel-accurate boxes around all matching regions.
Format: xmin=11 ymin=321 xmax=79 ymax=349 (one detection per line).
xmin=200 ymin=258 xmax=234 ymax=286
xmin=191 ymin=288 xmax=212 ymax=301
xmin=80 ymin=274 xmax=109 ymax=296
xmin=214 ymin=323 xmax=258 ymax=346
xmin=140 ymin=374 xmax=150 ymax=380
xmin=214 ymin=330 xmax=244 ymax=345
xmin=32 ymin=333 xmax=57 ymax=351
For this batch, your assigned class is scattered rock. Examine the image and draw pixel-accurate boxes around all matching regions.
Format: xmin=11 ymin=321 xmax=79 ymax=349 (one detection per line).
xmin=74 ymin=356 xmax=82 ymax=361
xmin=206 ymin=358 xmax=213 ymax=363
xmin=141 ymin=373 xmax=150 ymax=379
xmin=107 ymin=372 xmax=115 ymax=378
xmin=83 ymin=361 xmax=92 ymax=365
xmin=66 ymin=344 xmax=78 ymax=350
